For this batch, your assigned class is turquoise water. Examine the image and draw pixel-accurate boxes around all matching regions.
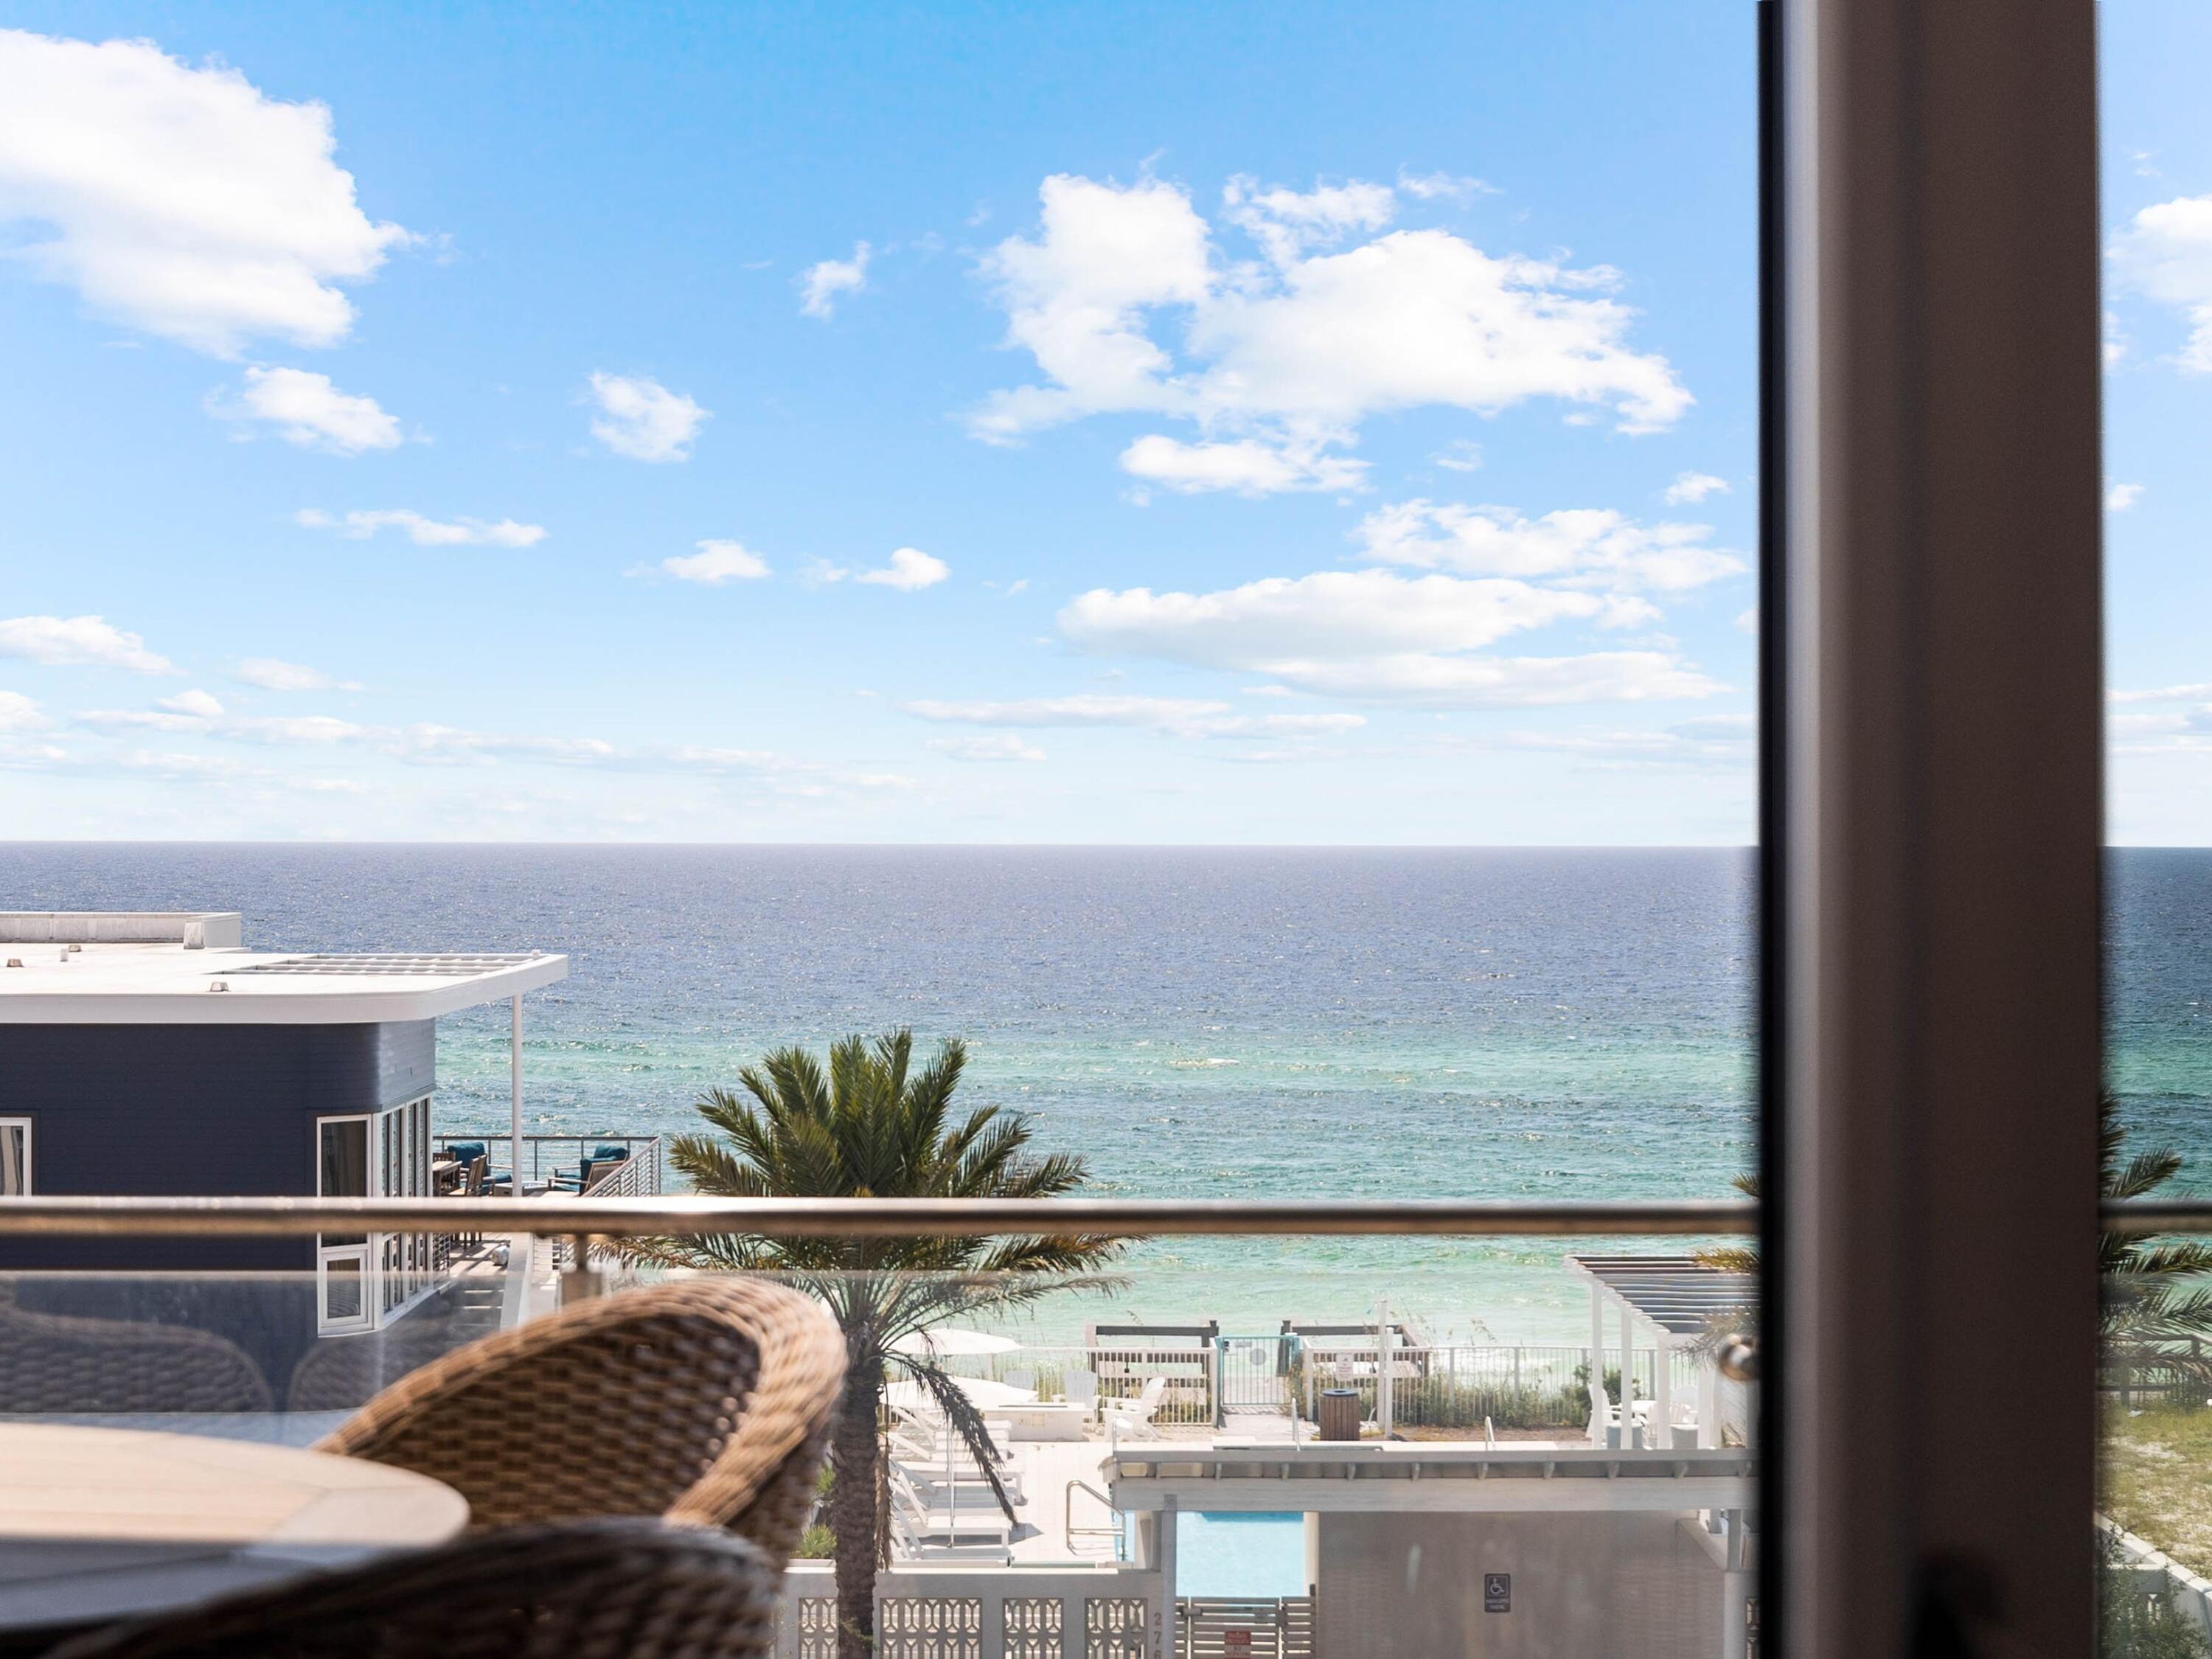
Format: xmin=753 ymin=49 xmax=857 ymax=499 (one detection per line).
xmin=7 ymin=844 xmax=2205 ymax=1343
xmin=1173 ymin=1514 xmax=1309 ymax=1599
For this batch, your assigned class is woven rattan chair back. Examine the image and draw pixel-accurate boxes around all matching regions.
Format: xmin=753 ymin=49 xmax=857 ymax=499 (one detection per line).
xmin=316 ymin=1279 xmax=844 ymax=1561
xmin=0 ymin=1289 xmax=273 ymax=1414
xmin=41 ymin=1517 xmax=782 ymax=1659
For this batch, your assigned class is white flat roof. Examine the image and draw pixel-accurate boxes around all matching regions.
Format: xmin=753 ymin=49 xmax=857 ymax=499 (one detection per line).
xmin=0 ymin=929 xmax=568 ymax=1026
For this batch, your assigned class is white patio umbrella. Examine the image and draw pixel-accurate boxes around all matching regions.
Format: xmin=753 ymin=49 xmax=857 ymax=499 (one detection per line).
xmin=888 ymin=1327 xmax=1023 ymax=1359
xmin=884 ymin=1376 xmax=1037 ymax=1412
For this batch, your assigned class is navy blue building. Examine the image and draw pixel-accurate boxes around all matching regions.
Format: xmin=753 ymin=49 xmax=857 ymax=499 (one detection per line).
xmin=0 ymin=911 xmax=566 ymax=1341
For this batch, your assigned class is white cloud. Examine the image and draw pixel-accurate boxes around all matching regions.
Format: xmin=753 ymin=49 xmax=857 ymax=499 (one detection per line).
xmin=0 ymin=29 xmax=409 ymax=355
xmin=855 ymin=548 xmax=950 ymax=591
xmin=1355 ymin=500 xmax=1745 ymax=591
xmin=2110 ymin=683 xmax=2212 ymax=704
xmin=1242 ymin=650 xmax=1722 ymax=708
xmin=586 ymin=372 xmax=709 ymax=462
xmin=296 ymin=507 xmax=546 ymax=546
xmin=2111 ymin=194 xmax=2212 ymax=372
xmin=970 ymin=172 xmax=1690 ymax=482
xmin=159 ymin=689 xmax=223 ymax=718
xmin=0 ymin=690 xmax=45 ymax=731
xmin=973 ymin=174 xmax=1212 ymax=441
xmin=799 ymin=241 xmax=872 ymax=319
xmin=1663 ymin=471 xmax=1731 ymax=504
xmin=905 ymin=692 xmax=1364 ymax=740
xmin=927 ymin=733 xmax=1048 ymax=762
xmin=0 ymin=613 xmax=174 ymax=674
xmin=2107 ymin=482 xmax=2145 ymax=512
xmin=1057 ymin=569 xmax=1722 ymax=709
xmin=1736 ymin=608 xmax=1759 ymax=635
xmin=1433 ymin=439 xmax=1483 ymax=472
xmin=235 ymin=657 xmax=360 ymax=692
xmin=1479 ymin=713 xmax=1754 ymax=770
xmin=658 ymin=540 xmax=772 ymax=584
xmin=1397 ymin=170 xmax=1497 ymax=204
xmin=1119 ymin=434 xmax=1367 ymax=495
xmin=1222 ymin=174 xmax=1396 ymax=267
xmin=1062 ymin=569 xmax=1599 ymax=667
xmin=209 ymin=367 xmax=401 ymax=453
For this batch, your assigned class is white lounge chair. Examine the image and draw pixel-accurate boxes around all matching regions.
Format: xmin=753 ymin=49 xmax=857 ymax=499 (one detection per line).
xmin=1102 ymin=1375 xmax=1168 ymax=1442
xmin=888 ymin=1469 xmax=1016 ymax=1557
xmin=891 ymin=1422 xmax=1027 ymax=1505
xmin=888 ymin=1500 xmax=1012 ymax=1565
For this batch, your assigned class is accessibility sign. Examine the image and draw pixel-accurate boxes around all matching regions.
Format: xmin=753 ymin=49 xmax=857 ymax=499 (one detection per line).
xmin=1484 ymin=1573 xmax=1512 ymax=1613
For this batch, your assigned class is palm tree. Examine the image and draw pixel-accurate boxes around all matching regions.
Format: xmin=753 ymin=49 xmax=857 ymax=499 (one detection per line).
xmin=1697 ymin=1102 xmax=2212 ymax=1373
xmin=626 ymin=1031 xmax=1122 ymax=1659
xmin=1696 ymin=1172 xmax=1760 ymax=1277
xmin=2101 ymin=1093 xmax=2212 ymax=1371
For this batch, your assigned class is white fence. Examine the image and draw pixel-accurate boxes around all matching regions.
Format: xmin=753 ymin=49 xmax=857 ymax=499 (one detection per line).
xmin=964 ymin=1340 xmax=1750 ymax=1439
xmin=974 ymin=1342 xmax=1674 ymax=1433
xmin=771 ymin=1568 xmax=1318 ymax=1659
xmin=776 ymin=1564 xmax=1161 ymax=1659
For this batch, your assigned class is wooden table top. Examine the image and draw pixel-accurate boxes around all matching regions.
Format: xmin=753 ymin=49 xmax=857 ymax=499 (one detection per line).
xmin=0 ymin=1423 xmax=469 ymax=1633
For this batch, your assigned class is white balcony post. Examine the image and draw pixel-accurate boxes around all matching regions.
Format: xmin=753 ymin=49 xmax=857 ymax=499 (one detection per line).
xmin=1158 ymin=1498 xmax=1178 ymax=1659
xmin=1654 ymin=1333 xmax=1674 ymax=1448
xmin=509 ymin=995 xmax=524 ymax=1199
xmin=1618 ymin=1304 xmax=1634 ymax=1444
xmin=1588 ymin=1288 xmax=1605 ymax=1439
xmin=1374 ymin=1295 xmax=1393 ymax=1440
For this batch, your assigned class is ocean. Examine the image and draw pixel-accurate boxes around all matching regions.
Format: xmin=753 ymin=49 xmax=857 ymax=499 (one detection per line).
xmin=5 ymin=844 xmax=2205 ymax=1343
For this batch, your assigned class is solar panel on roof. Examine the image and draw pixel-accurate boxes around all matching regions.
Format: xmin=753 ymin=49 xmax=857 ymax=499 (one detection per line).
xmin=226 ymin=953 xmax=546 ymax=976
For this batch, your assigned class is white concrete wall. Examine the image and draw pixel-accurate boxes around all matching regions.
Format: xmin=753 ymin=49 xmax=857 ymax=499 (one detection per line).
xmin=1314 ymin=1510 xmax=1730 ymax=1659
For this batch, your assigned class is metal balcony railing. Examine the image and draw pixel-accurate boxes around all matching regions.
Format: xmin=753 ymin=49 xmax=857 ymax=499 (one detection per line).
xmin=0 ymin=1194 xmax=2195 ymax=1238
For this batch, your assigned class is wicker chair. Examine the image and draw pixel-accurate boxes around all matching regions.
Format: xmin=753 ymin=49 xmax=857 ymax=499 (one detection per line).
xmin=0 ymin=1288 xmax=274 ymax=1414
xmin=316 ymin=1279 xmax=844 ymax=1562
xmin=40 ymin=1517 xmax=782 ymax=1659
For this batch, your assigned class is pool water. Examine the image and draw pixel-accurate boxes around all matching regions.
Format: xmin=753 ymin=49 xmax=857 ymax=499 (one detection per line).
xmin=1173 ymin=1513 xmax=1309 ymax=1598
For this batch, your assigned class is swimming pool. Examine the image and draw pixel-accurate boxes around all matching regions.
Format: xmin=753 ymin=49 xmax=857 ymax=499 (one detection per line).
xmin=1172 ymin=1512 xmax=1308 ymax=1598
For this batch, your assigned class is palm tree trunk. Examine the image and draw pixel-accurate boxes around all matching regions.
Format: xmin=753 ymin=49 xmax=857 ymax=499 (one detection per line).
xmin=831 ymin=1345 xmax=883 ymax=1659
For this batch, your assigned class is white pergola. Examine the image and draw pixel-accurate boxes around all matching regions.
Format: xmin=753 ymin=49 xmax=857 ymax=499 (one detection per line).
xmin=1567 ymin=1254 xmax=1757 ymax=1450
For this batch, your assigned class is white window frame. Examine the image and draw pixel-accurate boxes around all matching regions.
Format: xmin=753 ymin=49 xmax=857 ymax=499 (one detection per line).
xmin=314 ymin=1096 xmax=437 ymax=1336
xmin=0 ymin=1116 xmax=31 ymax=1197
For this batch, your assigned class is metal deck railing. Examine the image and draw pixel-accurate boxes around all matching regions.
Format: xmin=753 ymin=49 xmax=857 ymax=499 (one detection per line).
xmin=0 ymin=1194 xmax=2194 ymax=1237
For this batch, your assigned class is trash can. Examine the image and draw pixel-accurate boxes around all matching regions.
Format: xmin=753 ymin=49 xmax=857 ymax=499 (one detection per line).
xmin=1318 ymin=1388 xmax=1361 ymax=1441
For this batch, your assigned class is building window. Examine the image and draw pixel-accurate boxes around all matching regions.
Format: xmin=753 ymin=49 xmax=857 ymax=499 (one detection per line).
xmin=0 ymin=1119 xmax=29 ymax=1197
xmin=314 ymin=1098 xmax=436 ymax=1335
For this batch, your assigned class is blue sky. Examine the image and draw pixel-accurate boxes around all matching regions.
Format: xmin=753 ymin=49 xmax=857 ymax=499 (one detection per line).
xmin=0 ymin=3 xmax=2199 ymax=843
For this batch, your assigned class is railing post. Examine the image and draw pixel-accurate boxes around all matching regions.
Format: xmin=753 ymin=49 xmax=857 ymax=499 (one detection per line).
xmin=561 ymin=1233 xmax=602 ymax=1303
xmin=509 ymin=995 xmax=524 ymax=1200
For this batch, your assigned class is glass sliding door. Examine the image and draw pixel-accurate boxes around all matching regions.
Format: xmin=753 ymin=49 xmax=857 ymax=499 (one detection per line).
xmin=2098 ymin=5 xmax=2212 ymax=1650
xmin=315 ymin=1114 xmax=373 ymax=1335
xmin=316 ymin=1097 xmax=439 ymax=1334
